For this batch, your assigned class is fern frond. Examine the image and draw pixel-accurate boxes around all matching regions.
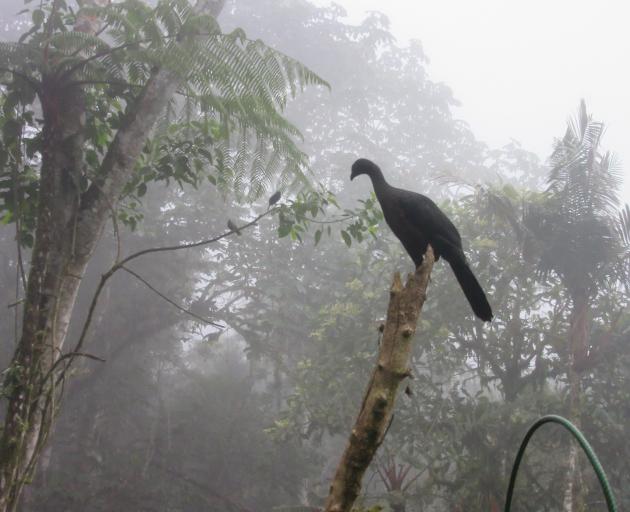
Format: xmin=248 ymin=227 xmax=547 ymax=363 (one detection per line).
xmin=3 ymin=0 xmax=325 ymax=202
xmin=0 ymin=42 xmax=43 ymax=71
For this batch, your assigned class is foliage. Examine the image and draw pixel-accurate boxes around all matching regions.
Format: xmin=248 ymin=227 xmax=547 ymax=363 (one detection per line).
xmin=2 ymin=2 xmax=628 ymax=512
xmin=522 ymin=100 xmax=627 ymax=300
xmin=0 ymin=0 xmax=331 ymax=241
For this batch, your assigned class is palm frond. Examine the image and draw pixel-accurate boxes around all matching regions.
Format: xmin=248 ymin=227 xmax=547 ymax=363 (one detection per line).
xmin=547 ymin=100 xmax=620 ymax=220
xmin=615 ymin=204 xmax=630 ymax=248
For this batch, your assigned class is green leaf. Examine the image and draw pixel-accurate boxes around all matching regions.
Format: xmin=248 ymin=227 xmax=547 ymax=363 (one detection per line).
xmin=278 ymin=223 xmax=292 ymax=238
xmin=31 ymin=9 xmax=45 ymax=26
xmin=314 ymin=229 xmax=322 ymax=246
xmin=341 ymin=230 xmax=351 ymax=247
xmin=1 ymin=211 xmax=13 ymax=224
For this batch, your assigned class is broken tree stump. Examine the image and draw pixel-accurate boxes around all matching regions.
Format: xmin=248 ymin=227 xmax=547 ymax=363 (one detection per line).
xmin=324 ymin=247 xmax=434 ymax=512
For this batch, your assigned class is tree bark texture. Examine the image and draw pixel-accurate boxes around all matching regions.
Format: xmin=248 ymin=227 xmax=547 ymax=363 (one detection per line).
xmin=0 ymin=78 xmax=88 ymax=511
xmin=562 ymin=295 xmax=589 ymax=512
xmin=324 ymin=249 xmax=434 ymax=512
xmin=0 ymin=2 xmax=225 ymax=510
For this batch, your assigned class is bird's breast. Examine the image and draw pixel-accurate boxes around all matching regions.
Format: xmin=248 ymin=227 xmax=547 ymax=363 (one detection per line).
xmin=382 ymin=203 xmax=419 ymax=239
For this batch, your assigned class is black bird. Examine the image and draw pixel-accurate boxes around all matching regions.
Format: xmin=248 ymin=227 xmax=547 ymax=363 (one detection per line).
xmin=268 ymin=190 xmax=282 ymax=207
xmin=227 ymin=219 xmax=242 ymax=235
xmin=351 ymin=158 xmax=493 ymax=322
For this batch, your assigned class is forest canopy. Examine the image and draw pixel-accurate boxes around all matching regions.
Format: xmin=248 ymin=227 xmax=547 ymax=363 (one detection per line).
xmin=0 ymin=1 xmax=629 ymax=511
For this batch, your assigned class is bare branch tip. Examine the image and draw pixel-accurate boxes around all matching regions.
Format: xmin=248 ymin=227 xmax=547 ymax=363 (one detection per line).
xmin=391 ymin=272 xmax=403 ymax=292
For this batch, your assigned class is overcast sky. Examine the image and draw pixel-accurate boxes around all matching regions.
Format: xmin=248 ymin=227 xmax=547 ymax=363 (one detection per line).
xmin=314 ymin=0 xmax=630 ymax=203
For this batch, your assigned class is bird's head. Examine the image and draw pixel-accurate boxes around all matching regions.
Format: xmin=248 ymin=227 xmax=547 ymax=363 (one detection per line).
xmin=350 ymin=158 xmax=381 ymax=181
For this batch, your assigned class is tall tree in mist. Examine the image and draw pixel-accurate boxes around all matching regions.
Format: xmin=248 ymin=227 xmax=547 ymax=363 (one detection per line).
xmin=0 ymin=0 xmax=327 ymax=508
xmin=522 ymin=100 xmax=628 ymax=511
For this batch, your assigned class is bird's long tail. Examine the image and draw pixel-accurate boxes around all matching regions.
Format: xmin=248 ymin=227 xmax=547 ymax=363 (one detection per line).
xmin=447 ymin=256 xmax=493 ymax=322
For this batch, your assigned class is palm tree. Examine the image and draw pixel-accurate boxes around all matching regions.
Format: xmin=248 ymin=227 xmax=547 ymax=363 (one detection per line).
xmin=525 ymin=100 xmax=624 ymax=301
xmin=520 ymin=100 xmax=627 ymax=511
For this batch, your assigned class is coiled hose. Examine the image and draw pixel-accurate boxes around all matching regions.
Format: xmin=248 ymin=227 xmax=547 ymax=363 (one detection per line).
xmin=504 ymin=414 xmax=617 ymax=512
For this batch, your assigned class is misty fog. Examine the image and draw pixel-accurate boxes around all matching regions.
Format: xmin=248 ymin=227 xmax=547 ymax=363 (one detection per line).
xmin=0 ymin=1 xmax=629 ymax=511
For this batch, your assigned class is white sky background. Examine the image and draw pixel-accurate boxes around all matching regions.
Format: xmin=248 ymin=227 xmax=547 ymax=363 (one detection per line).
xmin=313 ymin=0 xmax=630 ymax=203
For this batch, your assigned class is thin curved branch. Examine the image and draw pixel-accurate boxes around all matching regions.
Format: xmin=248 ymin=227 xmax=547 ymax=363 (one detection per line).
xmin=303 ymin=214 xmax=353 ymax=224
xmin=53 ymin=210 xmax=275 ymax=387
xmin=118 ymin=206 xmax=277 ymax=267
xmin=68 ymin=79 xmax=143 ymax=89
xmin=121 ymin=265 xmax=223 ymax=328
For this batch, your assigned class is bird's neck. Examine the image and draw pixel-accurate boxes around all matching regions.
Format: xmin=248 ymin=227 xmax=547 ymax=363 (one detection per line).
xmin=368 ymin=168 xmax=389 ymax=196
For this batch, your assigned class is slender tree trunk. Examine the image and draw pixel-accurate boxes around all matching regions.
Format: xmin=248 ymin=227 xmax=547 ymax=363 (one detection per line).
xmin=324 ymin=249 xmax=434 ymax=512
xmin=562 ymin=295 xmax=589 ymax=512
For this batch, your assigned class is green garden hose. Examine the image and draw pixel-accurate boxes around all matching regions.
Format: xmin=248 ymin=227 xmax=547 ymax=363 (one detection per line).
xmin=504 ymin=414 xmax=618 ymax=512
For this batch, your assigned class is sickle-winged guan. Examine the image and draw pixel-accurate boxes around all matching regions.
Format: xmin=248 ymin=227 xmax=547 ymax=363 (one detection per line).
xmin=351 ymin=158 xmax=493 ymax=322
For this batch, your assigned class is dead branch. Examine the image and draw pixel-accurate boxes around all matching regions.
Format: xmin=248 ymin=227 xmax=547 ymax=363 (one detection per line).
xmin=324 ymin=247 xmax=434 ymax=512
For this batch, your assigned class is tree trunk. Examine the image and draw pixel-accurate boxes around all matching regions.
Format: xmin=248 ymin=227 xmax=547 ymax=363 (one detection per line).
xmin=562 ymin=295 xmax=589 ymax=512
xmin=324 ymin=249 xmax=434 ymax=512
xmin=0 ymin=78 xmax=89 ymax=511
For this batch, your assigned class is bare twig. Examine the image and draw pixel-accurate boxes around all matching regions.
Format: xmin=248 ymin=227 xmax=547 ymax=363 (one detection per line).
xmin=54 ymin=351 xmax=106 ymax=364
xmin=401 ymin=466 xmax=428 ymax=492
xmin=98 ymin=182 xmax=122 ymax=263
xmin=52 ymin=210 xmax=275 ymax=388
xmin=118 ymin=207 xmax=277 ymax=266
xmin=121 ymin=266 xmax=222 ymax=327
xmin=7 ymin=299 xmax=25 ymax=309
xmin=9 ymin=131 xmax=27 ymax=347
xmin=69 ymin=79 xmax=143 ymax=89
xmin=8 ymin=145 xmax=27 ymax=291
xmin=302 ymin=214 xmax=353 ymax=224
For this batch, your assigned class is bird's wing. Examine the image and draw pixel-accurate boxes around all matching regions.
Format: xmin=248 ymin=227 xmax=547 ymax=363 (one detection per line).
xmin=395 ymin=188 xmax=463 ymax=248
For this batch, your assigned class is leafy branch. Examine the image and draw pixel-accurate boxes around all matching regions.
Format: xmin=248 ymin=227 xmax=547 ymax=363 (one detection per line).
xmin=65 ymin=205 xmax=280 ymax=374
